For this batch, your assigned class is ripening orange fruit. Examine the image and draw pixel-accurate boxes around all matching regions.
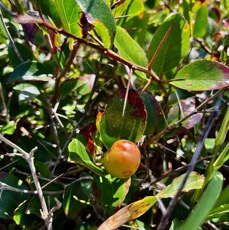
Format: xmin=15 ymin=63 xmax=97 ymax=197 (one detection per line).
xmin=103 ymin=140 xmax=141 ymax=178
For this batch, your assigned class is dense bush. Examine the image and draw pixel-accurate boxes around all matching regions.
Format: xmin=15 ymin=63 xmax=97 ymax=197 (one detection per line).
xmin=0 ymin=0 xmax=228 ymax=229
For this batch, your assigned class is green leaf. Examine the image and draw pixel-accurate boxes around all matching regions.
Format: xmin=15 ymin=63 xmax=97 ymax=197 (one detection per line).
xmin=207 ymin=204 xmax=229 ymax=220
xmin=171 ymin=60 xmax=229 ymax=91
xmin=113 ymin=0 xmax=144 ymax=21
xmin=0 ymin=17 xmax=7 ymax=43
xmin=55 ymin=0 xmax=82 ymax=37
xmin=123 ymin=12 xmax=149 ymax=47
xmin=215 ymin=105 xmax=229 ymax=152
xmin=68 ymin=138 xmax=104 ymax=175
xmin=158 ymin=172 xmax=204 ymax=198
xmin=179 ymin=171 xmax=223 ymax=230
xmin=213 ymin=143 xmax=229 ymax=171
xmin=13 ymin=84 xmax=40 ymax=103
xmin=0 ymin=121 xmax=16 ymax=135
xmin=193 ymin=5 xmax=208 ymax=38
xmin=100 ymin=89 xmax=147 ymax=149
xmin=75 ymin=0 xmax=116 ymax=48
xmin=39 ymin=0 xmax=60 ymax=26
xmin=93 ymin=174 xmax=131 ymax=208
xmin=215 ymin=185 xmax=229 ymax=207
xmin=9 ymin=61 xmax=52 ymax=83
xmin=114 ymin=26 xmax=148 ymax=79
xmin=98 ymin=196 xmax=157 ymax=230
xmin=148 ymin=13 xmax=190 ymax=74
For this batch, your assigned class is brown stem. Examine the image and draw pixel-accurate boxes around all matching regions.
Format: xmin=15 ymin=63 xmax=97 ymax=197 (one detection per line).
xmin=16 ymin=16 xmax=161 ymax=84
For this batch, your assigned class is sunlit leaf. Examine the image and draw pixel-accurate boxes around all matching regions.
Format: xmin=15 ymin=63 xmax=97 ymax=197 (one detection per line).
xmin=123 ymin=12 xmax=149 ymax=47
xmin=207 ymin=185 xmax=229 ymax=220
xmin=68 ymin=139 xmax=105 ymax=175
xmin=114 ymin=26 xmax=148 ymax=79
xmin=0 ymin=121 xmax=16 ymax=135
xmin=55 ymin=0 xmax=82 ymax=37
xmin=171 ymin=60 xmax=229 ymax=91
xmin=213 ymin=143 xmax=229 ymax=171
xmin=158 ymin=172 xmax=205 ymax=198
xmin=193 ymin=5 xmax=208 ymax=38
xmin=112 ymin=0 xmax=144 ymax=19
xmin=214 ymin=105 xmax=229 ymax=152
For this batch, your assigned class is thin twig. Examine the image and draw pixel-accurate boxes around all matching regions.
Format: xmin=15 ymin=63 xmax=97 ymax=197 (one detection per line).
xmin=0 ymin=134 xmax=52 ymax=230
xmin=44 ymin=98 xmax=62 ymax=177
xmin=157 ymin=95 xmax=222 ymax=230
xmin=0 ymin=83 xmax=7 ymax=118
xmin=0 ymin=182 xmax=63 ymax=195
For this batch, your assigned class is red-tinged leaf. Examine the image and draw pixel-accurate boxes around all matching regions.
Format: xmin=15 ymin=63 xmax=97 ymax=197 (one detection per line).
xmin=167 ymin=97 xmax=203 ymax=133
xmin=79 ymin=124 xmax=96 ymax=157
xmin=140 ymin=91 xmax=161 ymax=134
xmin=100 ymin=89 xmax=147 ymax=149
xmin=171 ymin=60 xmax=229 ymax=91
